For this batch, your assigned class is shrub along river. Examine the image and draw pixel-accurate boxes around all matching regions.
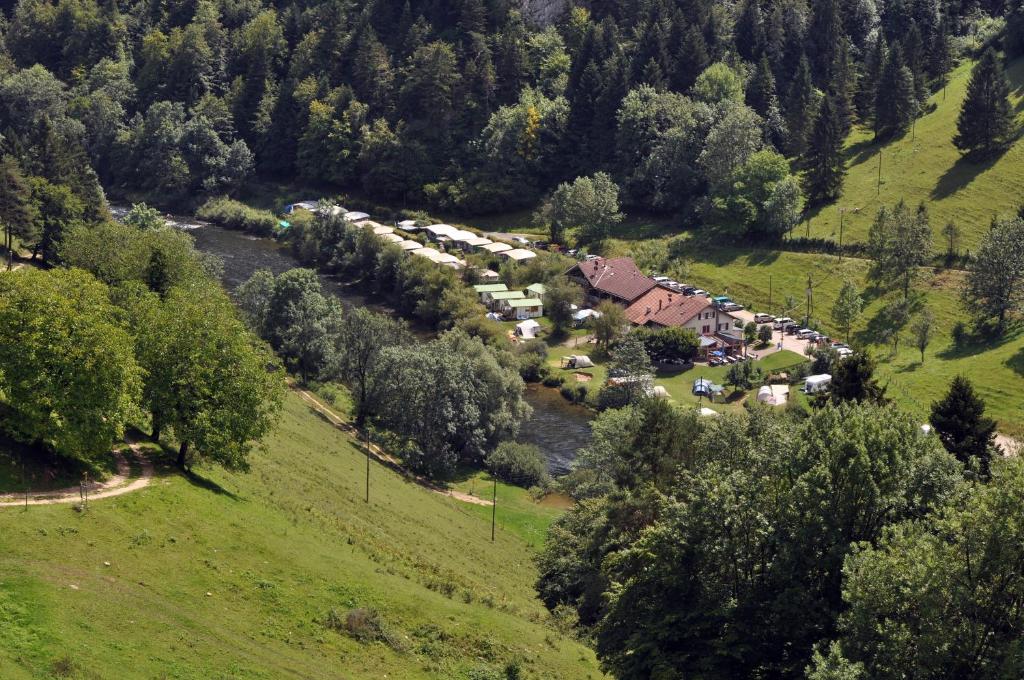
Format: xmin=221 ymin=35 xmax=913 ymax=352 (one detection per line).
xmin=121 ymin=209 xmax=592 ymax=475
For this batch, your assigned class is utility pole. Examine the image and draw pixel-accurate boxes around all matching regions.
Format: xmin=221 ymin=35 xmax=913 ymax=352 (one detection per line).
xmin=364 ymin=429 xmax=371 ymax=504
xmin=22 ymin=454 xmax=27 ymax=510
xmin=806 ymin=275 xmax=813 ymax=326
xmin=768 ymin=274 xmax=773 ymax=312
xmin=839 ymin=208 xmax=845 ymax=261
xmin=877 ymin=150 xmax=883 ymax=195
xmin=490 ymin=476 xmax=497 ymax=542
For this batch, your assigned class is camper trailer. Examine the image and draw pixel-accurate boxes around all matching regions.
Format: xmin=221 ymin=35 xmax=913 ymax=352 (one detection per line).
xmin=803 ymin=374 xmax=832 ymax=394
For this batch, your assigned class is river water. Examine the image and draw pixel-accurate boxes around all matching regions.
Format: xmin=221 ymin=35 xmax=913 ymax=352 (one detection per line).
xmin=126 ymin=210 xmax=592 ymax=474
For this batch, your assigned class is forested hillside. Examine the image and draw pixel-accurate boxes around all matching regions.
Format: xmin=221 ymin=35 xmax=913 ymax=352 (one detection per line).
xmin=1 ymin=0 xmax=1021 ymax=238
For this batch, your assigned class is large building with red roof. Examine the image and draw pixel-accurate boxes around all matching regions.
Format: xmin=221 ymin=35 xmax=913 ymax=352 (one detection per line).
xmin=566 ymin=257 xmax=657 ymax=306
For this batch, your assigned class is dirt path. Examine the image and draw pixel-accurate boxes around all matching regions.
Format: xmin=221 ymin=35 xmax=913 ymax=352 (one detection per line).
xmin=0 ymin=443 xmax=154 ymax=507
xmin=292 ymin=387 xmax=493 ymax=507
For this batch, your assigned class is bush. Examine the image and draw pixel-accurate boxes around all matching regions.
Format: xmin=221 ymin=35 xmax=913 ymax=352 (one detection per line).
xmin=559 ymin=384 xmax=589 ymax=404
xmin=952 ymin=321 xmax=969 ymax=348
xmin=486 ymin=442 xmax=549 ymax=488
xmin=516 ymin=339 xmax=549 ymax=383
xmin=542 ymin=374 xmax=564 ymax=388
xmin=197 ymin=197 xmax=279 ymax=236
xmin=323 ymin=607 xmax=406 ymax=651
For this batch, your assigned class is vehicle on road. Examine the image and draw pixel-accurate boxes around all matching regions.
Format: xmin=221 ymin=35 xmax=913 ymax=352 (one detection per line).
xmin=754 ymin=313 xmax=774 ymax=323
xmin=773 ymin=317 xmax=794 ymax=329
xmin=796 ymin=328 xmax=816 ymax=339
xmin=721 ymin=302 xmax=744 ymax=312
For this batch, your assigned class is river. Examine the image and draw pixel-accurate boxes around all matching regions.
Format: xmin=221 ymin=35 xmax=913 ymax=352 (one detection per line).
xmin=122 ymin=209 xmax=592 ymax=475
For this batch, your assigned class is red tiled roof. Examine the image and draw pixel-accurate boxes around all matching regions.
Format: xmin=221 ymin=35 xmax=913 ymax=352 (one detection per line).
xmin=625 ymin=287 xmax=713 ymax=327
xmin=569 ymin=257 xmax=656 ymax=303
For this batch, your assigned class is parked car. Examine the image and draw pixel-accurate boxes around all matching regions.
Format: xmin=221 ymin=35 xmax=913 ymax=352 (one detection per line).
xmin=692 ymin=289 xmax=708 ymax=297
xmin=784 ymin=323 xmax=800 ymax=334
xmin=721 ymin=302 xmax=744 ymax=312
xmin=796 ymin=328 xmax=816 ymax=339
xmin=773 ymin=317 xmax=794 ymax=329
xmin=652 ymin=275 xmax=671 ymax=283
xmin=584 ymin=254 xmax=600 ymax=261
xmin=682 ymin=286 xmax=698 ymax=296
xmin=754 ymin=313 xmax=775 ymax=324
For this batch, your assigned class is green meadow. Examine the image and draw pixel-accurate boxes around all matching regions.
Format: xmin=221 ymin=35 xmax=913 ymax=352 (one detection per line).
xmin=0 ymin=392 xmax=603 ymax=679
xmin=802 ymin=57 xmax=1024 ymax=249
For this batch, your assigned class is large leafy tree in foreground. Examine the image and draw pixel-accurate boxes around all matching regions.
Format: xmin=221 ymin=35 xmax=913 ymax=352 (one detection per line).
xmin=826 ymin=458 xmax=1024 ymax=678
xmin=131 ymin=286 xmax=283 ymax=470
xmin=0 ymin=268 xmax=141 ymax=461
xmin=539 ymin=404 xmax=961 ymax=678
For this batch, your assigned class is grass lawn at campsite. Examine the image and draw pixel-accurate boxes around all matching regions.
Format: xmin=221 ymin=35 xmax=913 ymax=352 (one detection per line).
xmin=0 ymin=390 xmax=602 ymax=679
xmin=544 ymin=337 xmax=806 ymax=413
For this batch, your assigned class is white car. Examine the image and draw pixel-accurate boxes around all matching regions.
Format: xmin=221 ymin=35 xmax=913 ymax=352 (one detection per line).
xmin=796 ymin=328 xmax=816 ymax=339
xmin=754 ymin=313 xmax=774 ymax=324
xmin=773 ymin=317 xmax=794 ymax=329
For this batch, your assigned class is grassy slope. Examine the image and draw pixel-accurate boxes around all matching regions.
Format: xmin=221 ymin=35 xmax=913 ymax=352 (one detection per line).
xmin=641 ymin=245 xmax=1024 ymax=435
xmin=0 ymin=392 xmax=602 ymax=679
xmin=804 ymin=57 xmax=1024 ymax=249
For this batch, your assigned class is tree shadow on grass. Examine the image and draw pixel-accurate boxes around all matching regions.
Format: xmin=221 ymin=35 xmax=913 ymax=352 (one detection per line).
xmin=845 ymin=135 xmax=883 ymax=169
xmin=937 ymin=322 xmax=1024 ymax=360
xmin=931 ymin=146 xmax=1009 ymax=200
xmin=182 ymin=469 xmax=241 ymax=500
xmin=150 ymin=439 xmax=242 ymax=500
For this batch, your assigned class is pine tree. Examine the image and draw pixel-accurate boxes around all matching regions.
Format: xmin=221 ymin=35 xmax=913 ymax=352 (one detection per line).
xmin=807 ymin=0 xmax=842 ymax=85
xmin=670 ymin=22 xmax=708 ymax=92
xmin=785 ymin=54 xmax=817 ymax=157
xmin=748 ymin=55 xmax=787 ymax=150
xmin=930 ymin=375 xmax=997 ymax=476
xmin=830 ymin=36 xmax=857 ymax=136
xmin=954 ymin=48 xmax=1014 ymax=157
xmin=902 ymin=21 xmax=928 ymax=104
xmin=875 ymin=45 xmax=918 ymax=137
xmin=734 ymin=0 xmax=765 ymax=61
xmin=803 ymin=95 xmax=846 ymax=204
xmin=0 ymin=155 xmax=36 ymax=271
xmin=859 ymin=35 xmax=887 ymax=120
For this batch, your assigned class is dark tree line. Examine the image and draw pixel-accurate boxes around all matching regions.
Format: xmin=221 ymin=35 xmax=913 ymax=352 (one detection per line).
xmin=0 ymin=0 xmax=1010 ymax=230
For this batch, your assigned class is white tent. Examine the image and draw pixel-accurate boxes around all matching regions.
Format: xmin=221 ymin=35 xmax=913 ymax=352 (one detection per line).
xmin=372 ymin=225 xmax=395 ymax=235
xmin=398 ymin=239 xmax=423 ymax=251
xmin=344 ymin=211 xmax=371 ymax=222
xmin=573 ymin=309 xmax=602 ymax=325
xmin=564 ymin=355 xmax=595 ymax=369
xmin=398 ymin=219 xmax=419 ymax=231
xmin=756 ymin=385 xmax=790 ymax=406
xmin=380 ymin=233 xmax=404 ymax=243
xmin=699 ymin=407 xmax=720 ymax=418
xmin=650 ymin=385 xmax=670 ymax=399
xmin=515 ymin=319 xmax=541 ymax=339
xmin=480 ymin=242 xmax=513 ymax=254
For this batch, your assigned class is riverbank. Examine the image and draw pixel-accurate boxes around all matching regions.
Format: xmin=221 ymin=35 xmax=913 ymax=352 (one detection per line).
xmin=132 ymin=208 xmax=593 ymax=473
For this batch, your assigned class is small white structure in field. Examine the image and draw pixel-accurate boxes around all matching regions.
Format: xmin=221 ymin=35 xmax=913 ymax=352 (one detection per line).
xmin=515 ymin=319 xmax=541 ymax=340
xmin=803 ymin=374 xmax=832 ymax=394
